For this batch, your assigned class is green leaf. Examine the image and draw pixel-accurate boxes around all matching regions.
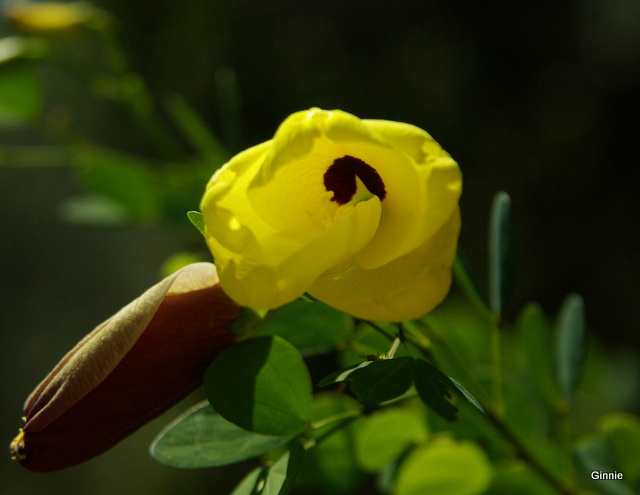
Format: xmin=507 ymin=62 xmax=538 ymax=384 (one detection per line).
xmin=204 ymin=336 xmax=313 ymax=436
xmin=412 ymin=360 xmax=458 ymax=421
xmin=448 ymin=377 xmax=484 ymax=416
xmin=575 ymin=434 xmax=634 ymax=495
xmin=229 ymin=306 xmax=273 ymax=338
xmin=490 ymin=461 xmax=557 ymax=495
xmin=58 ymin=193 xmax=130 ymax=225
xmin=229 ymin=467 xmax=264 ymax=495
xmin=555 ymin=293 xmax=587 ymax=402
xmin=149 ymin=401 xmax=291 ymax=468
xmin=601 ymin=413 xmax=640 ymax=486
xmin=214 ymin=65 xmax=243 ymax=151
xmin=355 ymin=408 xmax=428 ymax=471
xmin=488 ymin=191 xmax=515 ymax=318
xmin=166 ymin=94 xmax=229 ymax=165
xmin=318 ymin=361 xmax=373 ymax=388
xmin=187 ymin=210 xmax=206 ymax=236
xmin=295 ymin=394 xmax=364 ymax=495
xmin=347 ymin=357 xmax=415 ymax=406
xmin=74 ymin=148 xmax=162 ymax=222
xmin=261 ymin=443 xmax=306 ymax=495
xmin=0 ymin=60 xmax=43 ymax=125
xmin=394 ymin=438 xmax=493 ymax=495
xmin=518 ymin=303 xmax=563 ymax=407
xmin=260 ymin=298 xmax=351 ymax=354
xmin=452 ymin=251 xmax=490 ymax=317
xmin=159 ymin=251 xmax=204 ymax=278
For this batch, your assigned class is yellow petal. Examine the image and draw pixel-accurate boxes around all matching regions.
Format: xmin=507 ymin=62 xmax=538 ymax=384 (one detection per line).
xmin=308 ymin=209 xmax=461 ymax=322
xmin=213 ymin=196 xmax=382 ymax=310
xmin=355 ymin=120 xmax=462 ymax=269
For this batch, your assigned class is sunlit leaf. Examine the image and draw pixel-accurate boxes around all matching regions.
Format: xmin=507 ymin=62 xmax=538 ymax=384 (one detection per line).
xmin=149 ymin=402 xmax=291 ymax=468
xmin=204 ymin=336 xmax=312 ymax=436
xmin=355 ymin=408 xmax=427 ymax=471
xmin=295 ymin=394 xmax=364 ymax=495
xmin=74 ymin=148 xmax=162 ymax=222
xmin=187 ymin=210 xmax=206 ymax=236
xmin=229 ymin=467 xmax=264 ymax=495
xmin=0 ymin=60 xmax=42 ymax=125
xmin=488 ymin=191 xmax=515 ymax=318
xmin=394 ymin=438 xmax=493 ymax=495
xmin=555 ymin=293 xmax=586 ymax=402
xmin=261 ymin=443 xmax=305 ymax=495
xmin=159 ymin=252 xmax=204 ymax=278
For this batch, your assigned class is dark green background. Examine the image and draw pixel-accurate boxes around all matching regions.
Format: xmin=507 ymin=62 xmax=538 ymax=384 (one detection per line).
xmin=2 ymin=1 xmax=639 ymax=494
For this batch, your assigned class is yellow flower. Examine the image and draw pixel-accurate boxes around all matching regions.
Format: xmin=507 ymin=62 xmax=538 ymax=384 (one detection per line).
xmin=10 ymin=263 xmax=241 ymax=472
xmin=201 ymin=108 xmax=462 ymax=322
xmin=5 ymin=2 xmax=104 ymax=37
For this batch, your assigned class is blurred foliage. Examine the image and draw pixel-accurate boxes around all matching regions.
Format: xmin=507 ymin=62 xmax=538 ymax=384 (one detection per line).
xmin=2 ymin=1 xmax=639 ymax=495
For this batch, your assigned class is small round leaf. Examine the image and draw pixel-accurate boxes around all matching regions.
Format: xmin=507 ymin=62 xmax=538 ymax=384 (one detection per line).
xmin=395 ymin=439 xmax=493 ymax=495
xmin=204 ymin=336 xmax=312 ymax=436
xmin=150 ymin=402 xmax=291 ymax=468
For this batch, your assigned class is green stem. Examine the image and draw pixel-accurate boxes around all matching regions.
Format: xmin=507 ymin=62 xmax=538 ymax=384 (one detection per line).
xmin=304 ymin=410 xmax=361 ymax=450
xmin=358 ymin=320 xmax=395 ymax=342
xmin=483 ymin=407 xmax=577 ymax=495
xmin=385 ymin=336 xmax=401 ymax=359
xmin=310 ymin=409 xmax=362 ymax=432
xmin=408 ymin=320 xmax=576 ymax=494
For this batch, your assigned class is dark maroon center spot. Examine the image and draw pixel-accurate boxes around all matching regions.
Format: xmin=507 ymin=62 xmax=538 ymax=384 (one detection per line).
xmin=323 ymin=155 xmax=386 ymax=205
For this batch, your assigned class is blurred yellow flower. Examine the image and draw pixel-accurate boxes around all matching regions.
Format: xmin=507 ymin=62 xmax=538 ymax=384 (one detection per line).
xmin=201 ymin=108 xmax=462 ymax=321
xmin=5 ymin=2 xmax=102 ymax=36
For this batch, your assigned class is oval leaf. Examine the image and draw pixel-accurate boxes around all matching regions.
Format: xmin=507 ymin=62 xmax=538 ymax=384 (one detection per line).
xmin=150 ymin=401 xmax=291 ymax=468
xmin=261 ymin=299 xmax=351 ymax=354
xmin=356 ymin=408 xmax=428 ymax=471
xmin=395 ymin=439 xmax=493 ymax=495
xmin=574 ymin=434 xmax=634 ymax=495
xmin=261 ymin=443 xmax=306 ymax=495
xmin=601 ymin=413 xmax=640 ymax=486
xmin=187 ymin=210 xmax=206 ymax=236
xmin=0 ymin=60 xmax=43 ymax=125
xmin=555 ymin=293 xmax=586 ymax=402
xmin=412 ymin=360 xmax=458 ymax=421
xmin=75 ymin=148 xmax=162 ymax=222
xmin=488 ymin=191 xmax=515 ymax=318
xmin=229 ymin=467 xmax=264 ymax=495
xmin=518 ymin=303 xmax=562 ymax=407
xmin=204 ymin=336 xmax=312 ymax=436
xmin=347 ymin=357 xmax=415 ymax=406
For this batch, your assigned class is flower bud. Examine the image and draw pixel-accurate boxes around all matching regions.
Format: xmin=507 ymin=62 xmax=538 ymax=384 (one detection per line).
xmin=10 ymin=262 xmax=242 ymax=472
